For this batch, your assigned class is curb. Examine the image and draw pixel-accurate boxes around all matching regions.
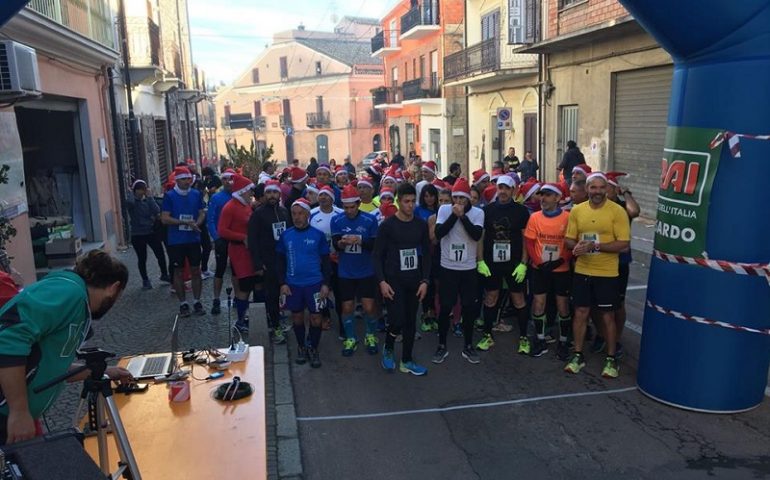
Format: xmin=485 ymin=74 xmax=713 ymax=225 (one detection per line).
xmin=273 ymin=344 xmax=304 ymax=479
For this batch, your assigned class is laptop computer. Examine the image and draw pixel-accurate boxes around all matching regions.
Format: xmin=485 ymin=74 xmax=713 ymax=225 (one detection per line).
xmin=126 ymin=315 xmax=180 ymax=379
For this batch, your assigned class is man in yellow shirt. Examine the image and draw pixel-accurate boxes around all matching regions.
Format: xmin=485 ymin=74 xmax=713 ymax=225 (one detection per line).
xmin=563 ymin=172 xmax=630 ymax=378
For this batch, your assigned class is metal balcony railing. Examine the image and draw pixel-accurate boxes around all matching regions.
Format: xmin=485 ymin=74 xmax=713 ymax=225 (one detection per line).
xmin=28 ymin=0 xmax=115 ymax=49
xmin=444 ymin=37 xmax=500 ymax=82
xmin=402 ymin=78 xmax=440 ymax=101
xmin=372 ymin=86 xmax=401 ymax=105
xmin=400 ymin=2 xmax=439 ymax=36
xmin=126 ymin=17 xmax=161 ymax=67
xmin=371 ymin=29 xmax=400 ymax=54
xmin=306 ymin=111 xmax=331 ymax=128
xmin=371 ymin=31 xmax=384 ymax=53
xmin=370 ymin=109 xmax=384 ymax=125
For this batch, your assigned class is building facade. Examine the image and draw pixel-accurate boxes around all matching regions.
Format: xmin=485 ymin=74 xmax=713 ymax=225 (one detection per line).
xmin=372 ymin=0 xmax=466 ymax=177
xmin=215 ymin=17 xmax=384 ymax=169
xmin=1 ymin=0 xmax=123 ymax=283
xmin=116 ymin=0 xmax=202 ymax=195
xmin=444 ymin=0 xmax=539 ymax=174
xmin=523 ymin=0 xmax=672 ymax=215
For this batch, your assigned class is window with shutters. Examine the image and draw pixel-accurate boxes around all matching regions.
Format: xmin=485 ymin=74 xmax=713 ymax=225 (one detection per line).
xmin=522 ymin=0 xmax=541 ymax=43
xmin=558 ymin=105 xmax=579 ymax=160
xmin=481 ymin=9 xmax=500 ymax=41
xmin=279 ymin=56 xmax=288 ymax=80
xmin=251 ymin=68 xmax=259 ymax=84
xmin=508 ymin=0 xmax=524 ymax=44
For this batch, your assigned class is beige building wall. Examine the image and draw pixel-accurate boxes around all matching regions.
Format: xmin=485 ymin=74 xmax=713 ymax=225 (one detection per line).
xmin=467 ymin=79 xmax=538 ymax=173
xmin=233 ymin=44 xmax=351 ymax=88
xmin=541 ymin=31 xmax=670 ymax=181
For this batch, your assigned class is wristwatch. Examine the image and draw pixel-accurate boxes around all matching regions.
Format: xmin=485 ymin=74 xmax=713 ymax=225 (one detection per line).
xmin=593 ymin=242 xmax=601 ymax=253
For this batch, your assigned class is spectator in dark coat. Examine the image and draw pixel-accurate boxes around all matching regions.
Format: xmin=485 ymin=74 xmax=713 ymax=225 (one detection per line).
xmin=558 ymin=140 xmax=585 ymax=185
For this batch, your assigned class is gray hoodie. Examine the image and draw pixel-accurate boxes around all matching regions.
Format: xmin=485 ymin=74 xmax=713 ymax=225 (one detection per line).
xmin=126 ymin=194 xmax=160 ymax=236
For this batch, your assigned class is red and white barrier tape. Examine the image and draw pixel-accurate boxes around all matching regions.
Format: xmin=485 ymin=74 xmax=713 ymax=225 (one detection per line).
xmin=653 ymin=249 xmax=770 ymax=282
xmin=646 ymin=300 xmax=770 ymax=336
xmin=709 ymin=131 xmax=770 ymax=158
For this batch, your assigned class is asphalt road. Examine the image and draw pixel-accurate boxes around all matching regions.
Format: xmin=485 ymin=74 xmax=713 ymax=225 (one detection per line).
xmin=290 ymin=260 xmax=770 ymax=479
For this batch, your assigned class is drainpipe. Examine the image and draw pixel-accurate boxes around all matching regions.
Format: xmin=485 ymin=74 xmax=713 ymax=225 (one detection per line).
xmin=107 ymin=67 xmax=130 ymax=242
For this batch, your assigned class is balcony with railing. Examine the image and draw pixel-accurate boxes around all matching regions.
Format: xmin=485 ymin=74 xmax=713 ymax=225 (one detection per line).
xmin=402 ymin=77 xmax=441 ymax=103
xmin=27 ymin=0 xmax=115 ymax=49
xmin=306 ymin=111 xmax=331 ymax=128
xmin=370 ymin=109 xmax=384 ymax=125
xmin=126 ymin=17 xmax=161 ymax=67
xmin=370 ymin=30 xmax=400 ymax=57
xmin=444 ymin=36 xmax=538 ymax=86
xmin=400 ymin=2 xmax=440 ymax=40
xmin=372 ymin=86 xmax=402 ymax=109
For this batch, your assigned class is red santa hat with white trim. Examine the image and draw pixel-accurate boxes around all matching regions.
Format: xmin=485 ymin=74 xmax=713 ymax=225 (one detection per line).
xmin=292 ymin=197 xmax=312 ymax=212
xmin=318 ymin=185 xmax=335 ymax=199
xmin=520 ymin=178 xmax=541 ymax=201
xmin=605 ymin=171 xmax=628 ymax=187
xmin=173 ymin=166 xmax=192 ymax=180
xmin=482 ymin=184 xmax=497 ymax=204
xmin=539 ymin=182 xmax=563 ymax=196
xmin=472 ymin=168 xmax=490 ymax=186
xmin=334 ymin=166 xmax=349 ymax=178
xmin=357 ymin=176 xmax=374 ymax=189
xmin=341 ymin=184 xmax=360 ymax=203
xmin=379 ymin=186 xmax=395 ymax=200
xmin=232 ymin=174 xmax=255 ymax=199
xmin=572 ymin=164 xmax=592 ymax=177
xmin=451 ymin=177 xmax=472 ymax=199
xmin=221 ymin=168 xmax=236 ymax=179
xmin=290 ymin=167 xmax=308 ymax=184
xmin=421 ymin=161 xmax=438 ymax=175
xmin=264 ymin=179 xmax=281 ymax=193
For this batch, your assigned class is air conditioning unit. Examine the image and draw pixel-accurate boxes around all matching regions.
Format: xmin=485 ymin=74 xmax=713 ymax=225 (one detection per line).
xmin=0 ymin=40 xmax=42 ymax=98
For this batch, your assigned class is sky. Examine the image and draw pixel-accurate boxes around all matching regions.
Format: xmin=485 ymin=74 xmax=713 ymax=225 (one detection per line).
xmin=187 ymin=0 xmax=392 ymax=87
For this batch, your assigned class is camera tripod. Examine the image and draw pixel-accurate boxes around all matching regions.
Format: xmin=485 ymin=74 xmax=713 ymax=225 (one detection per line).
xmin=35 ymin=348 xmax=142 ymax=480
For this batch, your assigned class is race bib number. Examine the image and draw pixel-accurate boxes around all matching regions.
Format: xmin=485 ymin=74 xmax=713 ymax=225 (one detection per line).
xmin=344 ymin=236 xmax=362 ymax=254
xmin=272 ymin=222 xmax=286 ymax=241
xmin=581 ymin=233 xmax=599 ymax=255
xmin=450 ymin=243 xmax=466 ymax=263
xmin=541 ymin=244 xmax=561 ymax=263
xmin=178 ymin=214 xmax=193 ymax=231
xmin=493 ymin=242 xmax=511 ymax=263
xmin=313 ymin=292 xmax=326 ymax=311
xmin=400 ymin=248 xmax=417 ymax=271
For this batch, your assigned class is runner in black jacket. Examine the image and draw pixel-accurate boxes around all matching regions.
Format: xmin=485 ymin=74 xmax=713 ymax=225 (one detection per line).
xmin=248 ymin=180 xmax=290 ymax=343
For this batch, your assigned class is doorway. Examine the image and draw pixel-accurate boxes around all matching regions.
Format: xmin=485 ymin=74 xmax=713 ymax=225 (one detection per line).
xmin=16 ymin=105 xmax=95 ymax=242
xmin=373 ymin=134 xmax=382 ymax=152
xmin=429 ymin=128 xmax=441 ymax=173
xmin=316 ymin=134 xmax=329 ymax=163
xmin=389 ymin=125 xmax=400 ymax=157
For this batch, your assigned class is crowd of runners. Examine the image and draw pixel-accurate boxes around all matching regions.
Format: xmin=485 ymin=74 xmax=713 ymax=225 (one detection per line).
xmin=130 ymin=149 xmax=638 ymax=379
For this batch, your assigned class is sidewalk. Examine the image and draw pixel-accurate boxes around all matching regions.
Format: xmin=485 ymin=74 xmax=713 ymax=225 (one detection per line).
xmin=44 ymin=248 xmax=282 ymax=479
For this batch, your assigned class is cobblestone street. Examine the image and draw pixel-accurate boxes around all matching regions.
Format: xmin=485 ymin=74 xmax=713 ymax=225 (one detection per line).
xmin=43 ymin=247 xmax=280 ymax=479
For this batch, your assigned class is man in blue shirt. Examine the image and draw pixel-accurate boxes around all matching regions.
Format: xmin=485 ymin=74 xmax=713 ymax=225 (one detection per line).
xmin=206 ymin=168 xmax=235 ymax=315
xmin=161 ymin=166 xmax=207 ymax=317
xmin=331 ymin=184 xmax=379 ymax=357
xmin=277 ymin=198 xmax=331 ymax=368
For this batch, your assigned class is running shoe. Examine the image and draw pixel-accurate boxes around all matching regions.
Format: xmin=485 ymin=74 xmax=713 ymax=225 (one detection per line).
xmin=517 ymin=336 xmax=531 ymax=355
xmin=564 ymin=352 xmax=586 ymax=374
xmin=615 ymin=342 xmax=626 ymax=360
xmin=530 ymin=338 xmax=548 ymax=358
xmin=492 ymin=322 xmax=514 ymax=333
xmin=193 ymin=301 xmax=206 ymax=316
xmin=591 ymin=335 xmax=606 ymax=354
xmin=364 ymin=334 xmax=378 ymax=355
xmin=342 ymin=338 xmax=358 ymax=357
xmin=381 ymin=348 xmax=396 ymax=372
xmin=399 ymin=361 xmax=428 ymax=376
xmin=556 ymin=342 xmax=570 ymax=361
xmin=201 ymin=270 xmax=214 ymax=280
xmin=179 ymin=303 xmax=191 ymax=318
xmin=309 ymin=348 xmax=322 ymax=368
xmin=474 ymin=317 xmax=485 ymax=332
xmin=211 ymin=298 xmax=221 ymax=315
xmin=461 ymin=346 xmax=480 ymax=364
xmin=602 ymin=356 xmax=619 ymax=378
xmin=476 ymin=334 xmax=495 ymax=352
xmin=295 ymin=346 xmax=308 ymax=365
xmin=432 ymin=346 xmax=449 ymax=364
xmin=159 ymin=274 xmax=172 ymax=284
xmin=453 ymin=323 xmax=463 ymax=338
xmin=142 ymin=279 xmax=153 ymax=290
xmin=272 ymin=329 xmax=287 ymax=345
xmin=545 ymin=334 xmax=557 ymax=344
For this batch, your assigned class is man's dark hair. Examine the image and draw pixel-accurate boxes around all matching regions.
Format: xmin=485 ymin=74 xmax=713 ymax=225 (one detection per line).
xmin=449 ymin=162 xmax=461 ymax=175
xmin=74 ymin=250 xmax=128 ymax=290
xmin=397 ymin=182 xmax=416 ymax=198
xmin=309 ymin=157 xmax=317 ymax=163
xmin=493 ymin=161 xmax=504 ymax=170
xmin=253 ymin=183 xmax=266 ymax=200
xmin=201 ymin=167 xmax=215 ymax=177
xmin=567 ymin=140 xmax=577 ymax=149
